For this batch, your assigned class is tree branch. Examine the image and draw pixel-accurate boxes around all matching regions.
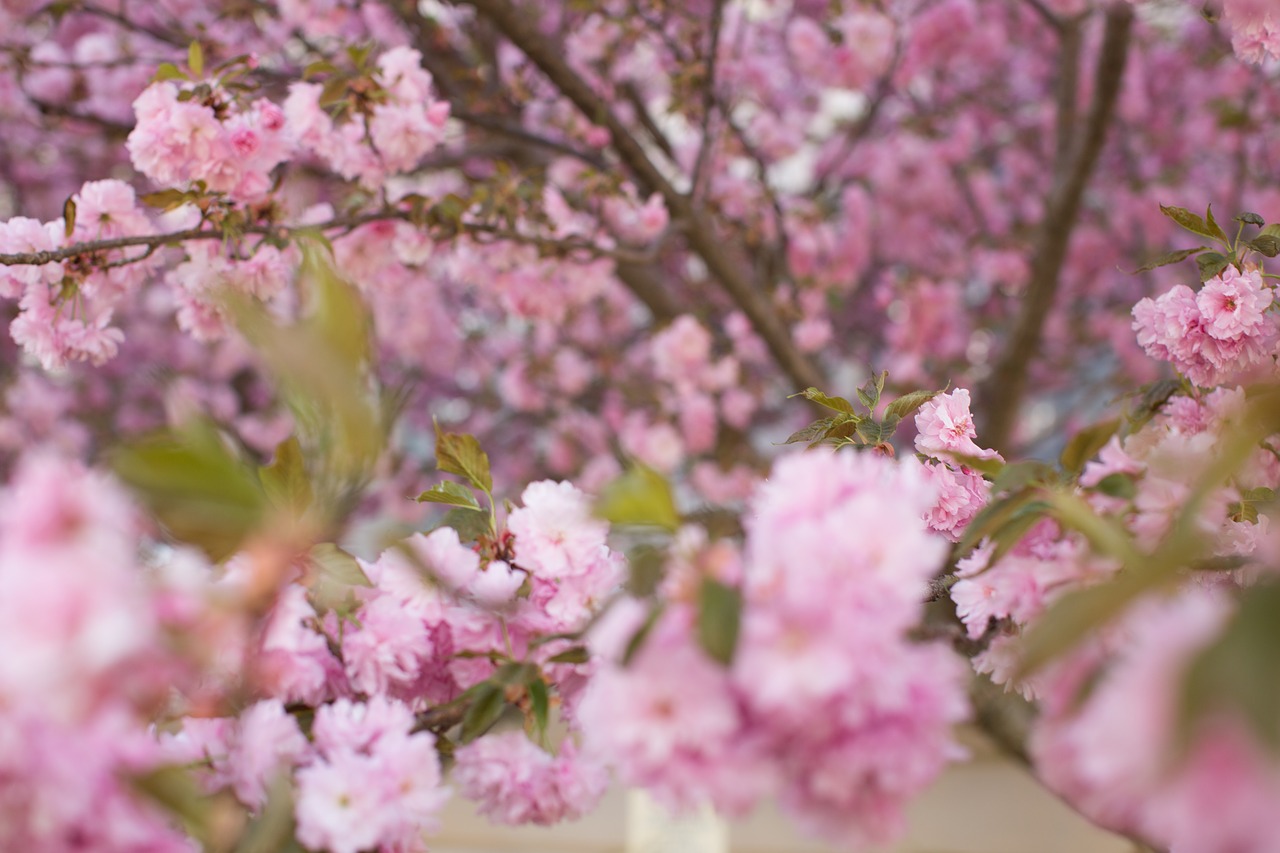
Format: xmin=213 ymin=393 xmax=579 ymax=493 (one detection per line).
xmin=452 ymin=0 xmax=826 ymax=392
xmin=978 ymin=6 xmax=1133 ymax=452
xmin=0 ymin=211 xmax=655 ymax=268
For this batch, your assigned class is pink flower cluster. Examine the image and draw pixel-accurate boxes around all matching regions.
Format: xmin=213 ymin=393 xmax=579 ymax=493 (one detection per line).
xmin=913 ymin=389 xmax=998 ymax=542
xmin=285 ymin=47 xmax=449 ymax=187
xmin=1220 ymin=0 xmax=1280 ymax=64
xmin=0 ymin=454 xmax=214 ymax=850
xmin=453 ymin=731 xmax=607 ymax=826
xmin=1132 ymin=267 xmax=1277 ymax=388
xmin=1032 ymin=588 xmax=1280 ymax=853
xmin=2 ymin=180 xmax=157 ymax=369
xmin=128 ymin=82 xmax=293 ymax=202
xmin=579 ymin=450 xmax=969 ymax=850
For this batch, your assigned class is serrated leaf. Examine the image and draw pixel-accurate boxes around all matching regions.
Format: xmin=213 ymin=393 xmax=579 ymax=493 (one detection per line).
xmin=1161 ymin=204 xmax=1219 ymax=240
xmin=437 ymin=507 xmax=492 ymax=543
xmin=260 ymin=436 xmax=312 ymax=515
xmin=793 ymin=387 xmax=856 ymax=415
xmin=547 ymin=646 xmax=590 ymax=664
xmin=188 ymin=41 xmax=204 ymax=77
xmin=1205 ymin=205 xmax=1229 ymax=243
xmin=111 ymin=421 xmax=266 ymax=562
xmin=884 ymin=389 xmax=940 ymax=421
xmin=1129 ymin=246 xmax=1208 ymax=274
xmin=1249 ymin=235 xmax=1280 ymax=257
xmin=306 ymin=542 xmax=371 ymax=618
xmin=433 ymin=423 xmax=492 ymax=494
xmin=1060 ymin=417 xmax=1121 ymax=475
xmin=415 ymin=480 xmax=480 ymax=510
xmin=596 ymin=464 xmax=679 ymax=531
xmin=855 ymin=419 xmax=889 ymax=444
xmin=697 ymin=578 xmax=742 ymax=666
xmin=1196 ymin=252 xmax=1230 ymax=282
xmin=460 ymin=683 xmax=506 ymax=743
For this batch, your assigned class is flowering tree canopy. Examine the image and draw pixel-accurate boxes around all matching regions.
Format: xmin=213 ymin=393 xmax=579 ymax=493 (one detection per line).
xmin=2 ymin=0 xmax=1280 ymax=851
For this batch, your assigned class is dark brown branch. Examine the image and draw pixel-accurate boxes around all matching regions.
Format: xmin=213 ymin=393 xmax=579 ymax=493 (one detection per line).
xmin=0 ymin=211 xmax=654 ymax=267
xmin=978 ymin=6 xmax=1133 ymax=452
xmin=453 ymin=0 xmax=826 ymax=392
xmin=1053 ymin=20 xmax=1083 ymax=177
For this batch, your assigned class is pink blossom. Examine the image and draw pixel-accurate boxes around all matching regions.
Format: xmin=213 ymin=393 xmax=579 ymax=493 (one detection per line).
xmin=452 ymin=732 xmax=607 ymax=826
xmin=914 ymin=389 xmax=1001 ymax=461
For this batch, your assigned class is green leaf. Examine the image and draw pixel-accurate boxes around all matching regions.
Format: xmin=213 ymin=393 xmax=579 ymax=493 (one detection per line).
xmin=547 ymin=646 xmax=591 ymax=664
xmin=781 ymin=414 xmax=861 ymax=447
xmin=1060 ymin=417 xmax=1121 ymax=475
xmin=622 ymin=601 xmax=665 ymax=666
xmin=460 ymin=683 xmax=507 ymax=743
xmin=111 ymin=421 xmax=266 ymax=562
xmin=991 ymin=460 xmax=1056 ymax=495
xmin=855 ymin=419 xmax=890 ymax=445
xmin=1095 ymin=472 xmax=1137 ymax=499
xmin=153 ymin=62 xmax=188 ymax=82
xmin=1196 ymin=252 xmax=1230 ymax=282
xmin=987 ymin=499 xmax=1053 ymax=566
xmin=437 ymin=507 xmax=492 ymax=543
xmin=1205 ymin=204 xmax=1229 ymax=244
xmin=884 ymin=389 xmax=939 ymax=421
xmin=1249 ymin=235 xmax=1280 ymax=257
xmin=433 ymin=423 xmax=493 ymax=494
xmin=856 ymin=370 xmax=888 ymax=413
xmin=415 ymin=480 xmax=480 ymax=510
xmin=1161 ymin=204 xmax=1219 ymax=240
xmin=188 ymin=41 xmax=204 ymax=77
xmin=1129 ymin=246 xmax=1208 ymax=274
xmin=697 ymin=578 xmax=742 ymax=666
xmin=792 ymin=387 xmax=856 ymax=415
xmin=1263 ymin=224 xmax=1280 ymax=240
xmin=139 ymin=189 xmax=192 ymax=211
xmin=493 ymin=662 xmax=538 ymax=686
xmin=626 ymin=544 xmax=666 ymax=597
xmin=1178 ymin=582 xmax=1280 ymax=752
xmin=596 ymin=465 xmax=680 ymax=531
xmin=948 ymin=452 xmax=1006 ymax=478
xmin=958 ymin=487 xmax=1041 ymax=554
xmin=528 ymin=677 xmax=549 ymax=736
xmin=259 ymin=436 xmax=312 ymax=515
xmin=1236 ymin=212 xmax=1265 ymax=227
xmin=131 ymin=765 xmax=215 ymax=844
xmin=234 ymin=775 xmax=302 ymax=853
xmin=1126 ymin=378 xmax=1181 ymax=431
xmin=306 ymin=542 xmax=371 ymax=618
xmin=62 ymin=197 xmax=76 ymax=239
